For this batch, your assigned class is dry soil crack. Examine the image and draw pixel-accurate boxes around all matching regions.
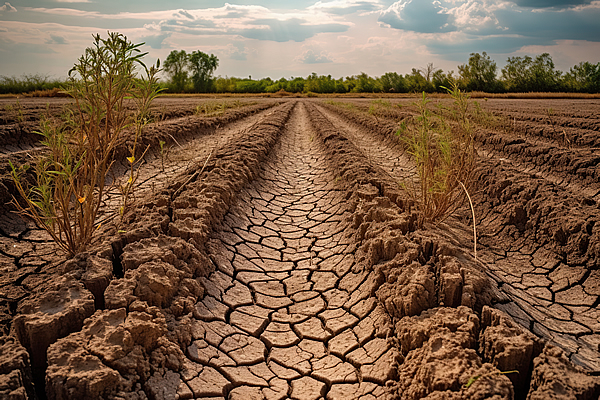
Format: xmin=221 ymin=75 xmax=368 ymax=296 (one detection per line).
xmin=180 ymin=102 xmax=394 ymax=400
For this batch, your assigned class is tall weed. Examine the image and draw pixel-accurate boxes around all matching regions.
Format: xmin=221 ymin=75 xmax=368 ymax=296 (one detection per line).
xmin=10 ymin=32 xmax=160 ymax=257
xmin=397 ymin=83 xmax=476 ymax=226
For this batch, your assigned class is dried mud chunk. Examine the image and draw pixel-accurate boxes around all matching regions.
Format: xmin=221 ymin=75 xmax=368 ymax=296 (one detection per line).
xmin=46 ymin=339 xmax=121 ymax=400
xmin=438 ymin=257 xmax=464 ymax=308
xmin=480 ymin=306 xmax=543 ymax=394
xmin=120 ymin=234 xmax=207 ymax=276
xmin=11 ymin=275 xmax=95 ymax=372
xmin=60 ymin=254 xmax=113 ymax=309
xmin=0 ymin=335 xmax=34 ymax=400
xmin=46 ymin=301 xmax=183 ymax=400
xmin=105 ymin=260 xmax=204 ymax=316
xmin=527 ymin=345 xmax=600 ymax=400
xmin=376 ymin=260 xmax=435 ymax=320
xmin=393 ymin=307 xmax=514 ymax=400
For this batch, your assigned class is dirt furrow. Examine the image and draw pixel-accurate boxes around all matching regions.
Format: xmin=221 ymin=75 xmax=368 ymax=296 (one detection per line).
xmin=317 ymin=100 xmax=600 ymax=374
xmin=313 ymin=102 xmax=415 ymax=187
xmin=0 ymin=103 xmax=282 ymax=337
xmin=178 ymin=102 xmax=395 ymax=399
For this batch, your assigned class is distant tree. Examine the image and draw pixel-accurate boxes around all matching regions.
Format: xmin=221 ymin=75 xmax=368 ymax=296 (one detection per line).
xmin=214 ymin=76 xmax=237 ymax=93
xmin=420 ymin=63 xmax=440 ymax=83
xmin=406 ymin=69 xmax=433 ymax=93
xmin=353 ymin=72 xmax=380 ymax=93
xmin=530 ymin=53 xmax=561 ymax=92
xmin=458 ymin=52 xmax=498 ymax=92
xmin=501 ymin=55 xmax=533 ymax=92
xmin=163 ymin=50 xmax=189 ymax=92
xmin=189 ymin=51 xmax=219 ymax=92
xmin=379 ymin=72 xmax=407 ymax=93
xmin=285 ymin=77 xmax=305 ymax=93
xmin=432 ymin=69 xmax=455 ymax=92
xmin=563 ymin=61 xmax=600 ymax=93
xmin=501 ymin=53 xmax=562 ymax=92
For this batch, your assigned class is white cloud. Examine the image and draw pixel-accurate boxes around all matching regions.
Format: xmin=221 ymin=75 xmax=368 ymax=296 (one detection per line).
xmin=308 ymin=0 xmax=384 ymax=15
xmin=54 ymin=0 xmax=91 ymax=3
xmin=297 ymin=48 xmax=333 ymax=63
xmin=22 ymin=4 xmax=351 ymax=42
xmin=0 ymin=2 xmax=16 ymax=12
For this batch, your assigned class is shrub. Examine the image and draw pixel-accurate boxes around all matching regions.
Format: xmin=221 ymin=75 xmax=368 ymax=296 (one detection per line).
xmin=397 ymin=82 xmax=476 ymax=226
xmin=10 ymin=32 xmax=160 ymax=257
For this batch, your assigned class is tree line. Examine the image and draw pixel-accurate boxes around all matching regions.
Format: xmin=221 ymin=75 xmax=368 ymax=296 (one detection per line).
xmin=1 ymin=50 xmax=598 ymax=95
xmin=162 ymin=50 xmax=600 ymax=94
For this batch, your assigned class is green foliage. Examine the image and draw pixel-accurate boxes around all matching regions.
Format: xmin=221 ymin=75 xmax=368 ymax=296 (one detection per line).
xmin=458 ymin=52 xmax=498 ymax=92
xmin=0 ymin=74 xmax=65 ymax=95
xmin=405 ymin=69 xmax=434 ymax=93
xmin=10 ymin=32 xmax=160 ymax=257
xmin=162 ymin=50 xmax=219 ymax=93
xmin=163 ymin=50 xmax=188 ymax=93
xmin=501 ymin=53 xmax=561 ymax=92
xmin=120 ymin=59 xmax=163 ymax=221
xmin=379 ymin=72 xmax=407 ymax=93
xmin=189 ymin=51 xmax=219 ymax=92
xmin=563 ymin=61 xmax=600 ymax=93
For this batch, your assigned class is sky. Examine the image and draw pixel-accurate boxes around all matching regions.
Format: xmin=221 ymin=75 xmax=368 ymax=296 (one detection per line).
xmin=1 ymin=0 xmax=599 ymax=81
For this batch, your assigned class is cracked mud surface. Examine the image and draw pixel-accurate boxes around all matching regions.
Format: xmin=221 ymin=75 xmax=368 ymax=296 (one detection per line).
xmin=1 ymin=97 xmax=600 ymax=399
xmin=183 ymin=103 xmax=395 ymax=399
xmin=320 ymin=98 xmax=600 ymax=373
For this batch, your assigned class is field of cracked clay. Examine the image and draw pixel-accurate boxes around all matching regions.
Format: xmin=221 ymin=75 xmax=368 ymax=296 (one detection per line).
xmin=1 ymin=96 xmax=600 ymax=400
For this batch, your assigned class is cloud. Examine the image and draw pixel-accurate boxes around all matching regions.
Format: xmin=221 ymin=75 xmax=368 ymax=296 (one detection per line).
xmin=511 ymin=0 xmax=593 ymax=8
xmin=0 ymin=36 xmax=56 ymax=54
xmin=379 ymin=0 xmax=600 ymax=59
xmin=379 ymin=0 xmax=454 ymax=33
xmin=54 ymin=0 xmax=91 ymax=3
xmin=308 ymin=0 xmax=384 ymax=15
xmin=297 ymin=48 xmax=333 ymax=63
xmin=45 ymin=34 xmax=68 ymax=45
xmin=177 ymin=10 xmax=194 ymax=20
xmin=494 ymin=5 xmax=600 ymax=41
xmin=224 ymin=42 xmax=251 ymax=61
xmin=0 ymin=2 xmax=16 ymax=12
xmin=140 ymin=33 xmax=170 ymax=49
xmin=146 ymin=4 xmax=351 ymax=42
xmin=239 ymin=18 xmax=348 ymax=42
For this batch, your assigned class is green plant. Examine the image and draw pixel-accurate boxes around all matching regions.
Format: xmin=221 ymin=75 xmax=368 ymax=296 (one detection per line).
xmin=159 ymin=140 xmax=166 ymax=172
xmin=397 ymin=82 xmax=476 ymax=226
xmin=463 ymin=370 xmax=518 ymax=389
xmin=14 ymin=100 xmax=24 ymax=123
xmin=10 ymin=32 xmax=158 ymax=257
xmin=119 ymin=60 xmax=162 ymax=220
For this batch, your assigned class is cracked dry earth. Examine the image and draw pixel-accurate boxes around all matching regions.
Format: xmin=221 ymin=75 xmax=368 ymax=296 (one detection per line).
xmin=185 ymin=104 xmax=394 ymax=399
xmin=1 ymin=97 xmax=600 ymax=400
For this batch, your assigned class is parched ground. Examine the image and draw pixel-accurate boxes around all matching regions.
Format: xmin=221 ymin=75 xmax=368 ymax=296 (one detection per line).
xmin=0 ymin=96 xmax=599 ymax=400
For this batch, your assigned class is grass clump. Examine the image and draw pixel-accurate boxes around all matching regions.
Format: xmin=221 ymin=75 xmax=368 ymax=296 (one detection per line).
xmin=397 ymin=82 xmax=476 ymax=226
xmin=10 ymin=32 xmax=161 ymax=257
xmin=194 ymin=99 xmax=250 ymax=116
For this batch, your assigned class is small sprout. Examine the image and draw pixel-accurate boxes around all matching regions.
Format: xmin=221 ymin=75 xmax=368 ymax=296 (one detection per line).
xmin=463 ymin=370 xmax=519 ymax=390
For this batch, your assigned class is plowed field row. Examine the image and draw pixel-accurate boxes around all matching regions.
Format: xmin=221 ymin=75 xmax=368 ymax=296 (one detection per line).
xmin=0 ymin=98 xmax=599 ymax=400
xmin=320 ymin=99 xmax=600 ymax=373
